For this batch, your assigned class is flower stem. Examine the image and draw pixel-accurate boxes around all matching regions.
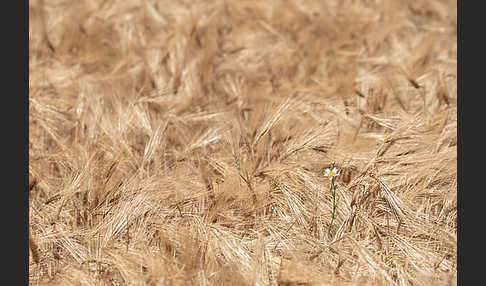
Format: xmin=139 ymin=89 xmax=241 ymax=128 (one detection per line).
xmin=328 ymin=176 xmax=338 ymax=238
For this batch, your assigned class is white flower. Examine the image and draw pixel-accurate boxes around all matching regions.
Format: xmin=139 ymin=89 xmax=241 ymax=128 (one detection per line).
xmin=361 ymin=180 xmax=368 ymax=193
xmin=324 ymin=167 xmax=339 ymax=180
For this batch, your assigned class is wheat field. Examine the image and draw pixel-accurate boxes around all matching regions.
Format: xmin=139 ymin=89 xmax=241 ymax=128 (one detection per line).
xmin=29 ymin=0 xmax=457 ymax=285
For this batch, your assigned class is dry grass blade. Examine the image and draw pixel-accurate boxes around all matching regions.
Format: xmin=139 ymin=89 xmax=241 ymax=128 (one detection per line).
xmin=252 ymin=97 xmax=293 ymax=148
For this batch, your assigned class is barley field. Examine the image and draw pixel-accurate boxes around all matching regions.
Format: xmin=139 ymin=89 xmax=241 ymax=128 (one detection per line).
xmin=29 ymin=0 xmax=457 ymax=285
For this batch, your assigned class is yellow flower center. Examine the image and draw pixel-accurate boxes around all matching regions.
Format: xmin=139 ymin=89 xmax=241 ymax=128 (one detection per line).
xmin=329 ymin=171 xmax=335 ymax=177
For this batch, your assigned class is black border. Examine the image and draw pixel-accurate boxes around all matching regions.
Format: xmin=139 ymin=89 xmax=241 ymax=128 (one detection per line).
xmin=458 ymin=0 xmax=476 ymax=284
xmin=3 ymin=0 xmax=29 ymax=284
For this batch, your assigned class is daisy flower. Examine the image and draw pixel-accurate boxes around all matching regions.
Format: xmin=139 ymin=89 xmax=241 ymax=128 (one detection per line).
xmin=361 ymin=180 xmax=369 ymax=193
xmin=324 ymin=167 xmax=339 ymax=180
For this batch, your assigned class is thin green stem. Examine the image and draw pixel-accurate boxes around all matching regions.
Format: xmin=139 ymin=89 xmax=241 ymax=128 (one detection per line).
xmin=327 ymin=176 xmax=338 ymax=238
